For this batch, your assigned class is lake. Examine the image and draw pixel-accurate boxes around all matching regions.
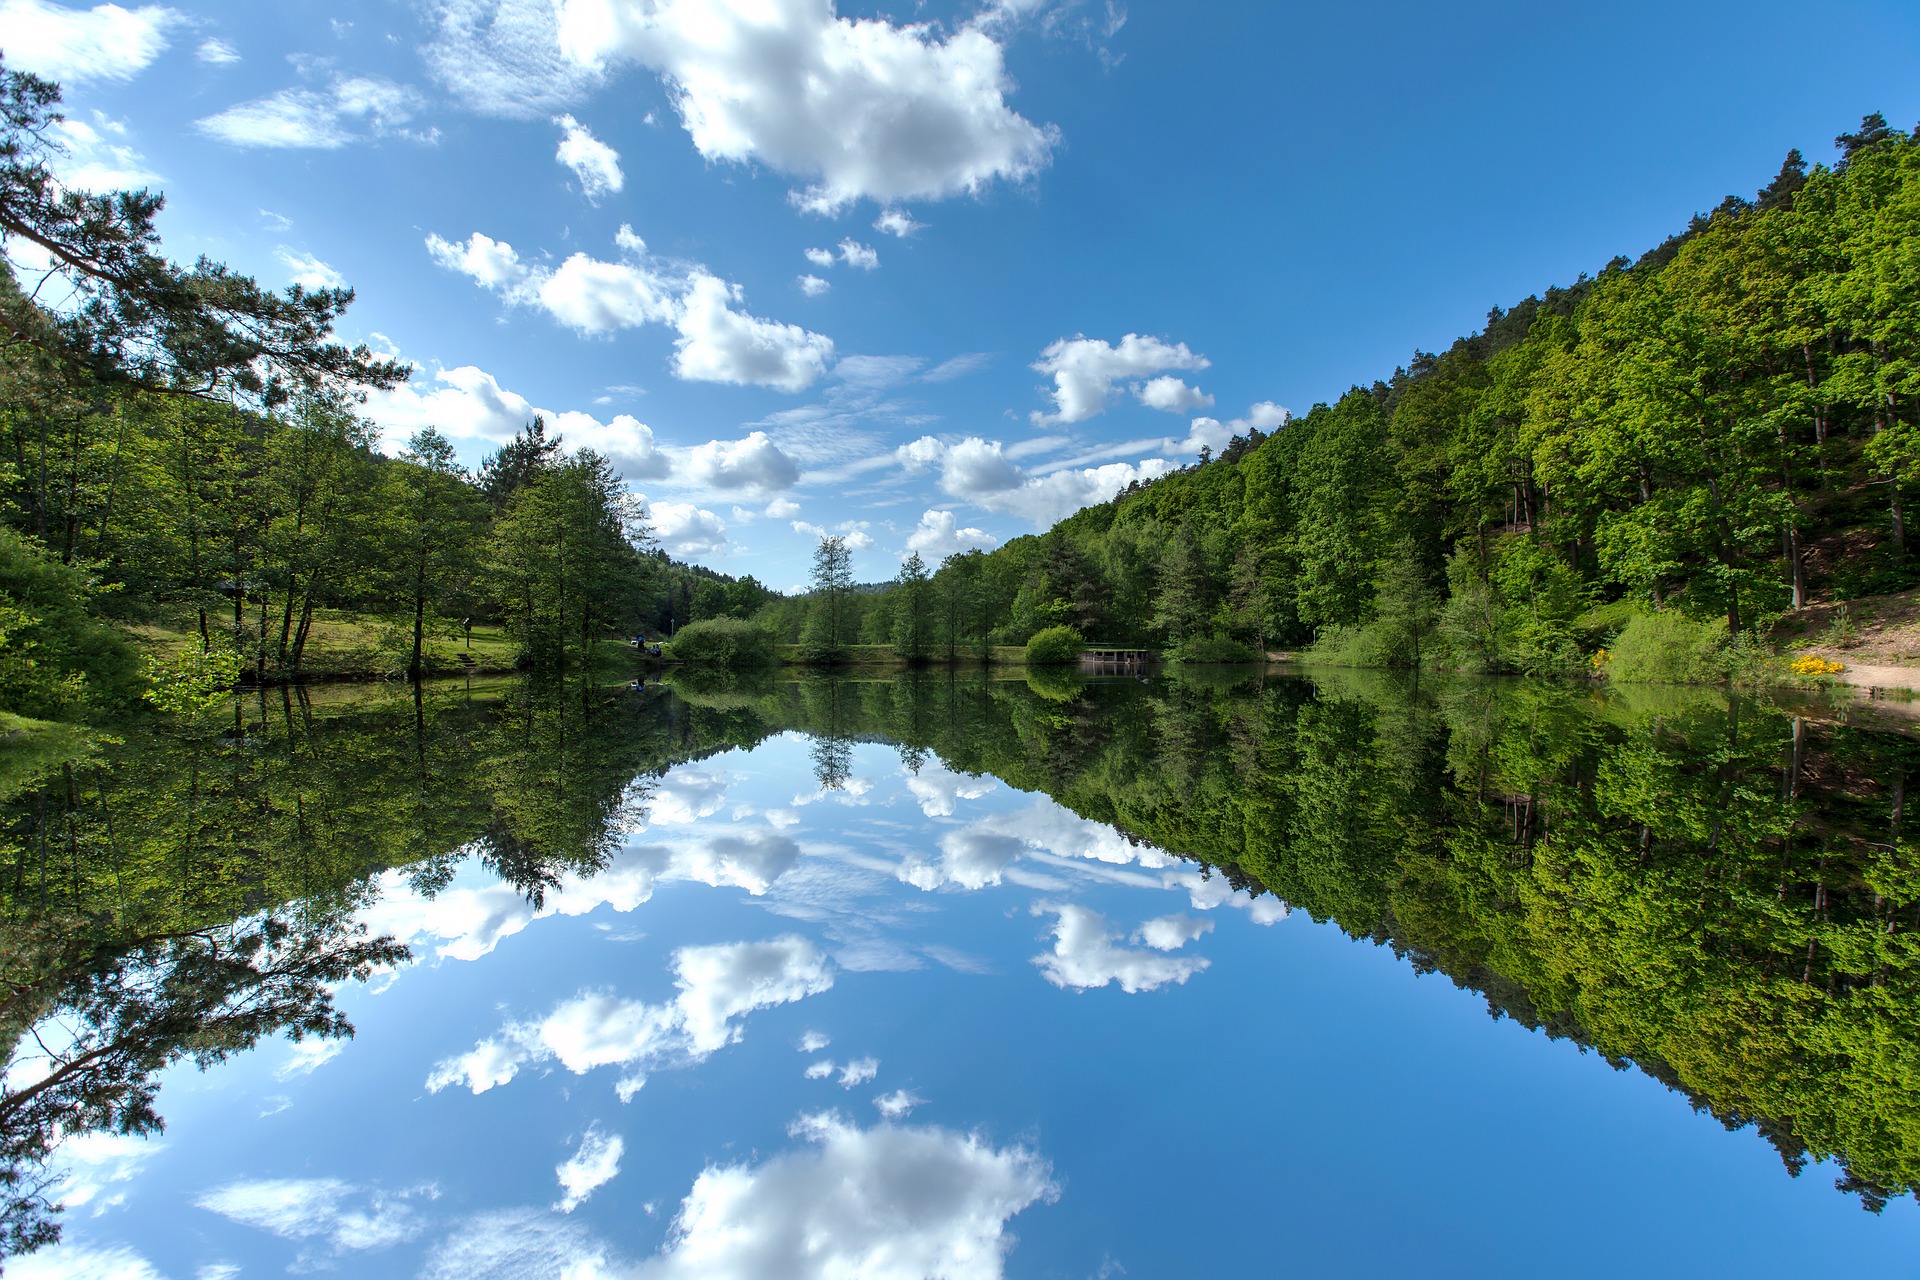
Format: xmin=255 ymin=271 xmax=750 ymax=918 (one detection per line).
xmin=6 ymin=668 xmax=1919 ymax=1277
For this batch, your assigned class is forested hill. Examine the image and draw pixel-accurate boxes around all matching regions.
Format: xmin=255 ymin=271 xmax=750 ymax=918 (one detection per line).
xmin=835 ymin=115 xmax=1920 ymax=676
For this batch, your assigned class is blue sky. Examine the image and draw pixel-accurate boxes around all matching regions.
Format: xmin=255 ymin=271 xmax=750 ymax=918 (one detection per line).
xmin=6 ymin=0 xmax=1920 ymax=588
xmin=23 ymin=728 xmax=1920 ymax=1278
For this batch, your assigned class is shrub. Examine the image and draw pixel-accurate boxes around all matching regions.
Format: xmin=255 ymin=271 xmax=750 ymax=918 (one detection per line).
xmin=1303 ymin=622 xmax=1389 ymax=668
xmin=1603 ymin=610 xmax=1729 ymax=684
xmin=1025 ymin=624 xmax=1084 ymax=666
xmin=0 ymin=527 xmax=139 ymax=719
xmin=666 ymin=618 xmax=779 ymax=669
xmin=1171 ymin=635 xmax=1259 ymax=663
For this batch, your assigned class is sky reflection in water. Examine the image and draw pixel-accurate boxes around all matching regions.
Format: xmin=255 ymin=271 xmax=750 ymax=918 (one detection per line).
xmin=27 ymin=682 xmax=1920 ymax=1279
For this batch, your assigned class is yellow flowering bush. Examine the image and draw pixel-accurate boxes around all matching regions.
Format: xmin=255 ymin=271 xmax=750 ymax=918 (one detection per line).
xmin=1790 ymin=654 xmax=1845 ymax=676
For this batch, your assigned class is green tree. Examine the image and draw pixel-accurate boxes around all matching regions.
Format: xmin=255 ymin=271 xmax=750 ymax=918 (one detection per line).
xmin=891 ymin=551 xmax=933 ymax=664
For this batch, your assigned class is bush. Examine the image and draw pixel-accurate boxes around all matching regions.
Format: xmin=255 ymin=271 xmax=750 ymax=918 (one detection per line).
xmin=1303 ymin=622 xmax=1389 ymax=668
xmin=1025 ymin=624 xmax=1084 ymax=666
xmin=1603 ymin=610 xmax=1729 ymax=684
xmin=0 ymin=527 xmax=139 ymax=719
xmin=666 ymin=618 xmax=779 ymax=669
xmin=1171 ymin=635 xmax=1259 ymax=663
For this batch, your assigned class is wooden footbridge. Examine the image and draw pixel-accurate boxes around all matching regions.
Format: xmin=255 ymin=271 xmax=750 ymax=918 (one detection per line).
xmin=1080 ymin=644 xmax=1155 ymax=673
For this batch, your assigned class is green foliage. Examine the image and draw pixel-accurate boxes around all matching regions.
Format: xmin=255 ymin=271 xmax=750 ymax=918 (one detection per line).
xmin=140 ymin=644 xmax=241 ymax=714
xmin=1603 ymin=609 xmax=1730 ymax=683
xmin=0 ymin=526 xmax=137 ymax=717
xmin=667 ymin=617 xmax=779 ymax=669
xmin=1169 ymin=636 xmax=1259 ymax=663
xmin=1025 ymin=624 xmax=1085 ymax=666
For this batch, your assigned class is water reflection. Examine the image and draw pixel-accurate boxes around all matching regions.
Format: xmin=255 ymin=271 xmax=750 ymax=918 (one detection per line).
xmin=3 ymin=670 xmax=1919 ymax=1274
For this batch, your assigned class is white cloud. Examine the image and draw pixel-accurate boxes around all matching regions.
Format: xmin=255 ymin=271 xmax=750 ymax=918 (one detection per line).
xmin=48 ymin=113 xmax=160 ymax=190
xmin=923 ymin=352 xmax=990 ymax=381
xmin=1032 ymin=904 xmax=1210 ymax=994
xmin=673 ymin=271 xmax=836 ymax=391
xmin=52 ymin=1131 xmax=161 ymax=1215
xmin=432 ymin=230 xmax=835 ymax=390
xmin=426 ymin=935 xmax=834 ymax=1093
xmin=797 ymin=1030 xmax=831 ymax=1052
xmin=1030 ymin=333 xmax=1210 ymax=426
xmin=685 ymin=430 xmax=801 ymax=493
xmin=9 ymin=1243 xmax=166 ymax=1279
xmin=1135 ymin=913 xmax=1214 ymax=951
xmin=905 ymin=509 xmax=998 ymax=560
xmin=896 ymin=434 xmax=1174 ymax=527
xmin=195 ymin=36 xmax=238 ymax=64
xmin=836 ymin=1056 xmax=878 ymax=1088
xmin=803 ymin=247 xmax=836 ymax=268
xmin=650 ymin=501 xmax=730 ymax=557
xmin=556 ymin=1127 xmax=625 ymax=1212
xmin=1173 ymin=400 xmax=1289 ymax=457
xmin=1137 ymin=375 xmax=1213 ymax=415
xmin=274 ymin=1035 xmax=346 ymax=1079
xmin=637 ymin=1112 xmax=1055 ymax=1279
xmin=765 ymin=497 xmax=802 ymax=519
xmin=899 ymin=828 xmax=1026 ymax=892
xmin=197 ymin=76 xmax=428 ymax=149
xmin=873 ymin=1090 xmax=923 ymax=1119
xmin=362 ymin=363 xmax=671 ymax=478
xmin=873 ymin=207 xmax=924 ymax=237
xmin=555 ymin=113 xmax=624 ymax=202
xmin=0 ymin=0 xmax=178 ymax=83
xmin=804 ymin=1058 xmax=837 ymax=1080
xmin=196 ymin=1178 xmax=432 ymax=1255
xmin=837 ymin=239 xmax=879 ymax=270
xmin=424 ymin=0 xmax=603 ymax=118
xmin=275 ymin=247 xmax=346 ymax=290
xmin=553 ymin=0 xmax=1057 ymax=213
xmin=797 ymin=274 xmax=830 ymax=297
xmin=903 ymin=764 xmax=996 ymax=818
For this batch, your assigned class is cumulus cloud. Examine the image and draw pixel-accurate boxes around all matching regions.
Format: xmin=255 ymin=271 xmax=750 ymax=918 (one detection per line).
xmin=836 ymin=1056 xmax=879 ymax=1088
xmin=797 ymin=274 xmax=830 ymax=296
xmin=648 ymin=501 xmax=730 ymax=557
xmin=362 ymin=364 xmax=670 ymax=478
xmin=637 ymin=1112 xmax=1055 ymax=1279
xmin=424 ymin=0 xmax=603 ymax=118
xmin=426 ymin=935 xmax=834 ymax=1093
xmin=899 ymin=828 xmax=1028 ymax=893
xmin=685 ymin=430 xmax=801 ymax=493
xmin=275 ymin=247 xmax=346 ymax=290
xmin=905 ymin=509 xmax=998 ymax=560
xmin=1030 ymin=333 xmax=1210 ymax=426
xmin=555 ymin=113 xmax=624 ymax=201
xmin=198 ymin=76 xmax=430 ymax=149
xmin=1175 ymin=400 xmax=1289 ymax=456
xmin=1135 ymin=913 xmax=1215 ymax=951
xmin=765 ymin=497 xmax=802 ymax=519
xmin=552 ymin=0 xmax=1057 ymax=213
xmin=430 ymin=228 xmax=836 ymax=390
xmin=1032 ymin=903 xmax=1210 ymax=994
xmin=803 ymin=247 xmax=837 ymax=268
xmin=196 ymin=1178 xmax=433 ymax=1256
xmin=195 ymin=35 xmax=238 ymax=64
xmin=0 ymin=0 xmax=178 ymax=83
xmin=360 ymin=827 xmax=800 ymax=965
xmin=556 ymin=1127 xmax=625 ymax=1212
xmin=873 ymin=1090 xmax=923 ymax=1119
xmin=837 ymin=239 xmax=879 ymax=270
xmin=1137 ymin=375 xmax=1213 ymax=415
xmin=873 ymin=207 xmax=924 ymax=237
xmin=48 ymin=113 xmax=160 ymax=191
xmin=902 ymin=763 xmax=996 ymax=818
xmin=797 ymin=1030 xmax=831 ymax=1052
xmin=897 ymin=435 xmax=1174 ymax=527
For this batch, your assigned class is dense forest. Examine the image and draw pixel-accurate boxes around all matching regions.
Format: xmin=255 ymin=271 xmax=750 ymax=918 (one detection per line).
xmin=783 ymin=116 xmax=1920 ymax=678
xmin=0 ymin=58 xmax=775 ymax=724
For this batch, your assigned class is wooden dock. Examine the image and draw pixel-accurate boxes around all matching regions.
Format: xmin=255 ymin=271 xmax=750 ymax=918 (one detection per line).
xmin=1080 ymin=645 xmax=1154 ymax=673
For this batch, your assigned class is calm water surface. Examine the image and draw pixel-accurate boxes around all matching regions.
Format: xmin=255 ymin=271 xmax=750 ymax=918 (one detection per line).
xmin=7 ymin=670 xmax=1920 ymax=1277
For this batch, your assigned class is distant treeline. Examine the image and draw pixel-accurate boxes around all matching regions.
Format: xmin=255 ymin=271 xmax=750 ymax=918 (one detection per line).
xmin=792 ymin=116 xmax=1920 ymax=674
xmin=0 ymin=59 xmax=774 ymax=721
